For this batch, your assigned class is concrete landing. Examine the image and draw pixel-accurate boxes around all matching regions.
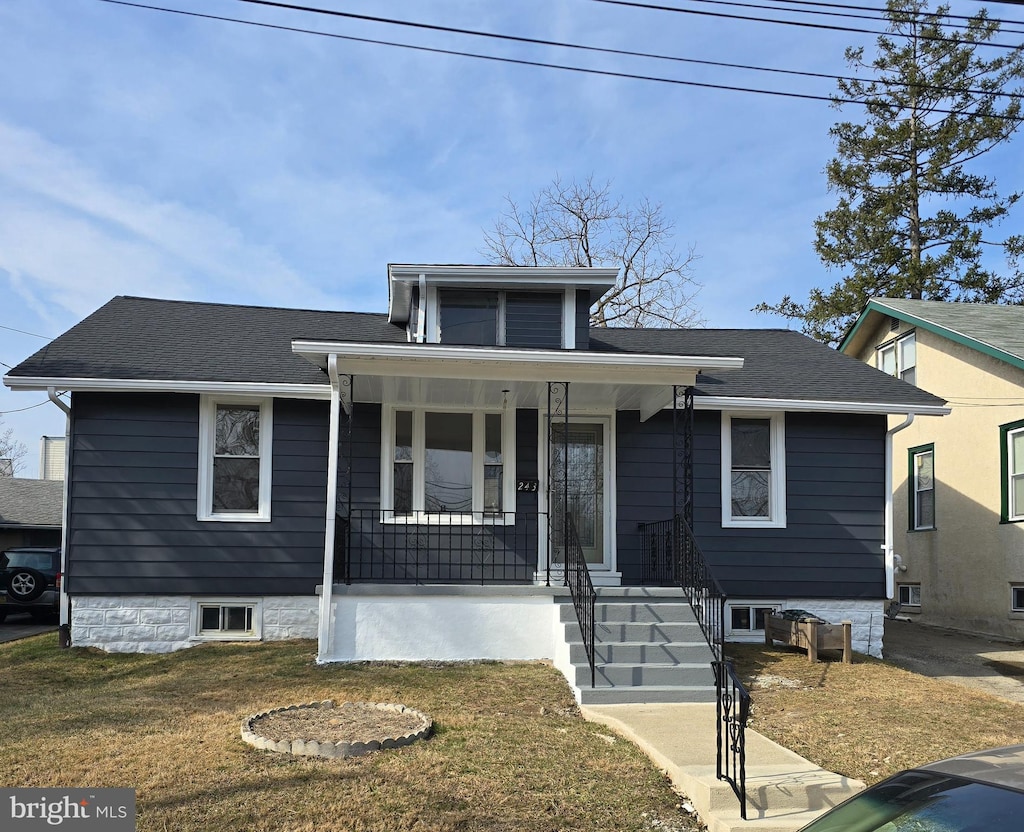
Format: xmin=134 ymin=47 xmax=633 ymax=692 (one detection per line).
xmin=582 ymin=703 xmax=864 ymax=832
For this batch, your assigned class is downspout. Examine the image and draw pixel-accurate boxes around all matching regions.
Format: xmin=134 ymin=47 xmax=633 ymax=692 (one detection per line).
xmin=884 ymin=413 xmax=915 ymax=599
xmin=47 ymin=388 xmax=72 ymax=647
xmin=316 ymin=355 xmax=342 ymax=663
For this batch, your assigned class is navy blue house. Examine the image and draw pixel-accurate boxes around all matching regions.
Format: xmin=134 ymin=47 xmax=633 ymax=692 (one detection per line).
xmin=4 ymin=265 xmax=945 ymax=703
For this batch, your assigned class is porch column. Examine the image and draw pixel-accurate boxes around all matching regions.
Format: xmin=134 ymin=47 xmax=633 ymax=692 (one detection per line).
xmin=672 ymin=385 xmax=695 ymax=531
xmin=317 ymin=358 xmax=353 ymax=663
xmin=546 ymin=381 xmax=570 ymax=587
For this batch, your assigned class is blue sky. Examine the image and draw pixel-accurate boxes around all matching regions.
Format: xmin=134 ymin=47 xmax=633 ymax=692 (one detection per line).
xmin=1 ymin=0 xmax=1021 ymax=475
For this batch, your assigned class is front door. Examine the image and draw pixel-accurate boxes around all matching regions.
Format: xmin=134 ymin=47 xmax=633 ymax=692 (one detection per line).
xmin=550 ymin=420 xmax=608 ymax=568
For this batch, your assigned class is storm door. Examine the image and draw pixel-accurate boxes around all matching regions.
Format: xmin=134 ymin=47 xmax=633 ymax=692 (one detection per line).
xmin=550 ymin=421 xmax=608 ymax=568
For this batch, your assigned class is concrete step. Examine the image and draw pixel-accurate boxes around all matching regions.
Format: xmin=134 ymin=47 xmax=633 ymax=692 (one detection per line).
xmin=559 ymin=601 xmax=697 ymax=624
xmin=594 ymin=620 xmax=705 ymax=643
xmin=569 ymin=640 xmax=713 ymax=665
xmin=575 ymin=661 xmax=717 ymax=688
xmin=578 ymin=684 xmax=717 ymax=705
xmin=686 ymin=765 xmax=862 ymax=815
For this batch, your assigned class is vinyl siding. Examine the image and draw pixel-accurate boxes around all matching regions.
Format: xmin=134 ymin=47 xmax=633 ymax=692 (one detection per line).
xmin=617 ymin=410 xmax=886 ymax=598
xmin=575 ymin=290 xmax=590 ymax=350
xmin=67 ymin=392 xmax=329 ymax=595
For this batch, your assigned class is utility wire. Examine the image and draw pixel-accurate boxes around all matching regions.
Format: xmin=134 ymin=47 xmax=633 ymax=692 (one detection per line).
xmin=99 ymin=1 xmax=1024 ymax=115
xmin=219 ymin=0 xmax=1024 ymax=99
xmin=0 ymin=323 xmax=51 ymax=340
xmin=627 ymin=0 xmax=1024 ymax=32
xmin=592 ymin=0 xmax=1024 ymax=49
xmin=0 ymin=400 xmax=54 ymax=415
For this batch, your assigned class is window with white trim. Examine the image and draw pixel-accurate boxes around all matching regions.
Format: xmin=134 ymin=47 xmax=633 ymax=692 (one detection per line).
xmin=721 ymin=413 xmax=786 ymax=528
xmin=192 ymin=599 xmax=262 ymax=641
xmin=877 ymin=332 xmax=916 ymax=385
xmin=1001 ymin=420 xmax=1024 ymax=523
xmin=198 ymin=397 xmax=273 ymax=521
xmin=382 ymin=407 xmax=515 ymax=521
xmin=1012 ymin=586 xmax=1024 ymax=613
xmin=909 ymin=445 xmax=935 ymax=531
xmin=898 ymin=583 xmax=921 ymax=607
xmin=729 ymin=604 xmax=778 ymax=633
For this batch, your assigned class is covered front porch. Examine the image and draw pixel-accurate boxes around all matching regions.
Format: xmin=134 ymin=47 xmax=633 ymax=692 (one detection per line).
xmin=290 ymin=340 xmax=743 ymax=591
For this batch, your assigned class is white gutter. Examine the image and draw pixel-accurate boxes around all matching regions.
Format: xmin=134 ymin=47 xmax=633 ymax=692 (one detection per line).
xmin=317 ymin=355 xmax=342 ymax=663
xmin=884 ymin=413 xmax=916 ymax=599
xmin=4 ymin=376 xmax=330 ymax=398
xmin=47 ymin=388 xmax=72 ymax=645
xmin=692 ymin=395 xmax=950 ymax=417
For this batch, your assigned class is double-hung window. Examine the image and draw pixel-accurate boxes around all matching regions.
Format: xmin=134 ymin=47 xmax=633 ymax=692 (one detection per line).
xmin=1001 ymin=419 xmax=1024 ymax=523
xmin=721 ymin=413 xmax=786 ymax=528
xmin=384 ymin=407 xmax=514 ymax=521
xmin=877 ymin=332 xmax=917 ymax=385
xmin=909 ymin=444 xmax=935 ymax=530
xmin=198 ymin=397 xmax=273 ymax=521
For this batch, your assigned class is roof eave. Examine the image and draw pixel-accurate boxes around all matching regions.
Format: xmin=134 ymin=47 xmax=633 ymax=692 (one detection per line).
xmin=693 ymin=394 xmax=950 ymax=416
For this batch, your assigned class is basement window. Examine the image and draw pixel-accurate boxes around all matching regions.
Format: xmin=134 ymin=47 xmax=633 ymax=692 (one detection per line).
xmin=192 ymin=600 xmax=262 ymax=641
xmin=898 ymin=584 xmax=921 ymax=608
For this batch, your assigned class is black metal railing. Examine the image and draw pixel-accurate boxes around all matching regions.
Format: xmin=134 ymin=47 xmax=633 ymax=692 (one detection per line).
xmin=714 ymin=660 xmax=751 ymax=821
xmin=563 ymin=514 xmax=596 ymax=687
xmin=639 ymin=514 xmax=752 ymax=818
xmin=336 ymin=509 xmax=543 ymax=585
xmin=639 ymin=515 xmax=725 ymax=661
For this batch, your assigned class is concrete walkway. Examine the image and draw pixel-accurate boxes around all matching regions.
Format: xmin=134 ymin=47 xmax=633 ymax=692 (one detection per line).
xmin=582 ymin=703 xmax=863 ymax=832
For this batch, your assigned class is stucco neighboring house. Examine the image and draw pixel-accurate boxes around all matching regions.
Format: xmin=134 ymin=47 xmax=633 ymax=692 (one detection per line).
xmin=841 ymin=298 xmax=1024 ymax=640
xmin=0 ymin=477 xmax=64 ymax=552
xmin=3 ymin=265 xmax=946 ymax=704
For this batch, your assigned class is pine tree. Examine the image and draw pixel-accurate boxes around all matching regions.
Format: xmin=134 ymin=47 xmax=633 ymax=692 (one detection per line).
xmin=757 ymin=0 xmax=1024 ymax=345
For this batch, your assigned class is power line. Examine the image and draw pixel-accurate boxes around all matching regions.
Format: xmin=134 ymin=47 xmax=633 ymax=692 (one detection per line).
xmin=0 ymin=400 xmax=54 ymax=416
xmin=98 ymin=1 xmax=1024 ymax=116
xmin=592 ymin=0 xmax=1024 ymax=49
xmin=217 ymin=0 xmax=1024 ymax=100
xmin=0 ymin=323 xmax=51 ymax=340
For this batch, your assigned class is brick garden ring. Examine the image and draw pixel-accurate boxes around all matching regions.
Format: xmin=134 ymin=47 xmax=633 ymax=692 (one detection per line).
xmin=241 ymin=700 xmax=433 ymax=759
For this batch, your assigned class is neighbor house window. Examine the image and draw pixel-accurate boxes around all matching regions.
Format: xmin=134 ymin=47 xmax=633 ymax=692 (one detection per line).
xmin=382 ymin=407 xmax=514 ymax=521
xmin=1001 ymin=419 xmax=1024 ymax=523
xmin=898 ymin=584 xmax=922 ymax=607
xmin=192 ymin=599 xmax=261 ymax=641
xmin=721 ymin=413 xmax=786 ymax=528
xmin=909 ymin=445 xmax=935 ymax=530
xmin=877 ymin=332 xmax=917 ymax=385
xmin=1012 ymin=586 xmax=1024 ymax=613
xmin=198 ymin=397 xmax=273 ymax=521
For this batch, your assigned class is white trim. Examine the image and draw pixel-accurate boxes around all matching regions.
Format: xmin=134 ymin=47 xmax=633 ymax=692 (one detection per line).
xmin=1007 ymin=424 xmax=1024 ymax=523
xmin=191 ymin=597 xmax=263 ymax=641
xmin=197 ymin=395 xmax=273 ymax=522
xmin=693 ymin=395 xmax=949 ymax=417
xmin=4 ymin=375 xmax=330 ymax=398
xmin=562 ymin=288 xmax=576 ymax=350
xmin=721 ymin=411 xmax=786 ymax=529
xmin=379 ymin=404 xmax=516 ymax=523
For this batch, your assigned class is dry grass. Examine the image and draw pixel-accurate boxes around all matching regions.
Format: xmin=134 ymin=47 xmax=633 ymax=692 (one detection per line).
xmin=729 ymin=643 xmax=1024 ymax=786
xmin=0 ymin=634 xmax=698 ymax=832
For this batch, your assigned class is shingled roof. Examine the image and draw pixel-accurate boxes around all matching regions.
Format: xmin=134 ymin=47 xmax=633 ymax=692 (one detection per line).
xmin=5 ymin=295 xmax=945 ymax=410
xmin=841 ymin=298 xmax=1024 ymax=371
xmin=0 ymin=479 xmax=63 ymax=529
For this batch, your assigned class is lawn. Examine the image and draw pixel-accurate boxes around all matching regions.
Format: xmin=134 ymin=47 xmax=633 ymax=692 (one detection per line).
xmin=0 ymin=634 xmax=697 ymax=832
xmin=729 ymin=643 xmax=1024 ymax=786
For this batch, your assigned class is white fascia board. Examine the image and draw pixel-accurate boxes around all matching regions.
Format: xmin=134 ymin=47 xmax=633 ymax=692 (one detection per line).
xmin=692 ymin=395 xmax=950 ymax=416
xmin=3 ymin=375 xmax=331 ymax=399
xmin=388 ymin=264 xmax=620 ymax=287
xmin=292 ymin=340 xmax=743 ymax=386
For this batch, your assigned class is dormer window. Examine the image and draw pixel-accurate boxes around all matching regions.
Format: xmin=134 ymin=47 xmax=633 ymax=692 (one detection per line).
xmin=439 ymin=290 xmax=499 ymax=345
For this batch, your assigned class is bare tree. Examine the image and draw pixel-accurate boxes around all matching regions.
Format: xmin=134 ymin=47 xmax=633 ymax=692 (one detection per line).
xmin=0 ymin=417 xmax=27 ymax=476
xmin=482 ymin=176 xmax=703 ymax=327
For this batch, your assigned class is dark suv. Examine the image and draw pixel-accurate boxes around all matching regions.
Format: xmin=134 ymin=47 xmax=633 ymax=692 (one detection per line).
xmin=0 ymin=548 xmax=60 ymax=622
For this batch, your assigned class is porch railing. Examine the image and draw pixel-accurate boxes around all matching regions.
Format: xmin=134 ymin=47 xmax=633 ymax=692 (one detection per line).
xmin=639 ymin=514 xmax=751 ymax=820
xmin=336 ymin=509 xmax=543 ymax=585
xmin=714 ymin=660 xmax=751 ymax=820
xmin=563 ymin=514 xmax=596 ymax=688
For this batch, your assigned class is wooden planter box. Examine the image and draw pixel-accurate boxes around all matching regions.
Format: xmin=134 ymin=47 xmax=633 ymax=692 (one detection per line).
xmin=764 ymin=615 xmax=852 ymax=663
